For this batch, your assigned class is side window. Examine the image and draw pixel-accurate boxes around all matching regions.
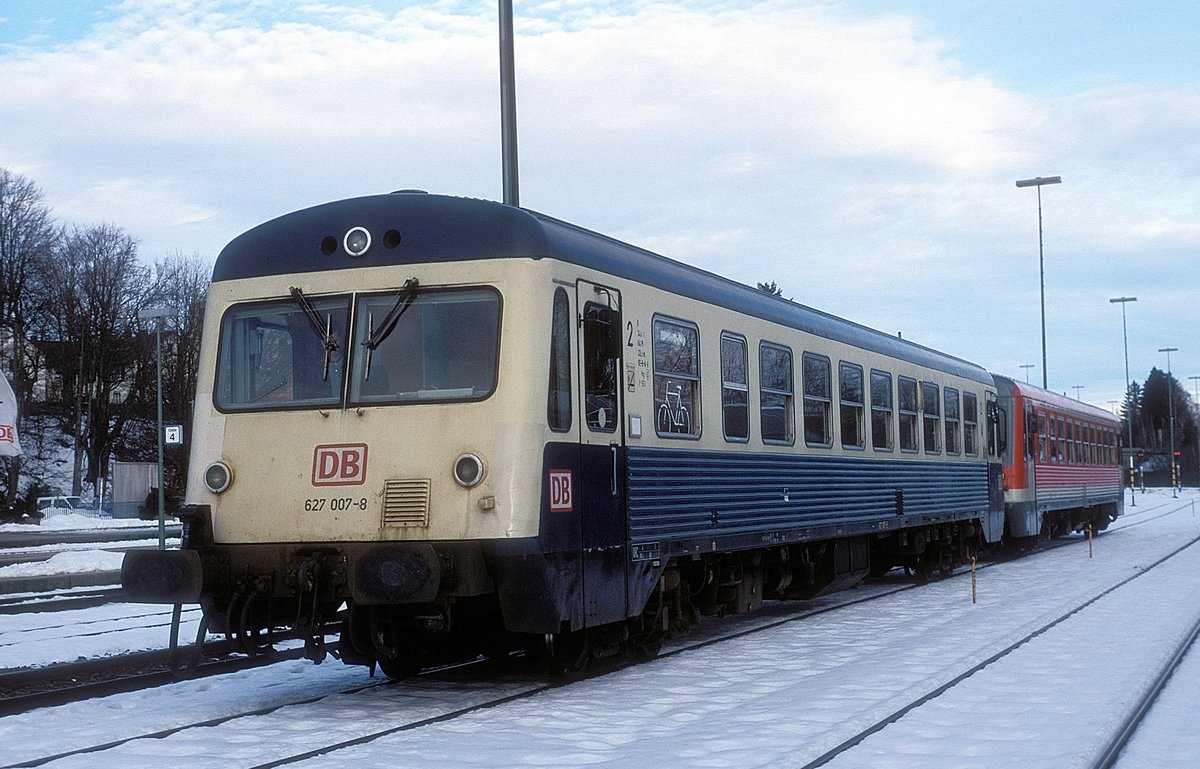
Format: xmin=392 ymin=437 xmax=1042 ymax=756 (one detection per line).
xmin=653 ymin=317 xmax=700 ymax=437
xmin=721 ymin=333 xmax=749 ymax=442
xmin=547 ymin=288 xmax=572 ymax=431
xmin=921 ymin=381 xmax=940 ymax=454
xmin=839 ymin=362 xmax=865 ymax=450
xmin=898 ymin=376 xmax=919 ymax=452
xmin=583 ymin=302 xmax=619 ymax=433
xmin=944 ymin=387 xmax=960 ymax=455
xmin=803 ymin=353 xmax=832 ymax=447
xmin=759 ymin=343 xmax=794 ymax=444
xmin=1037 ymin=409 xmax=1047 ymax=461
xmin=870 ymin=370 xmax=893 ymax=451
xmin=963 ymin=391 xmax=978 ymax=456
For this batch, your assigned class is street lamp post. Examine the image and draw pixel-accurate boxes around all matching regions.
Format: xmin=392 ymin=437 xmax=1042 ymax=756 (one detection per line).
xmin=1159 ymin=346 xmax=1179 ymax=498
xmin=1110 ymin=296 xmax=1137 ymax=506
xmin=1020 ymin=364 xmax=1035 ymax=383
xmin=499 ymin=0 xmax=519 ymax=206
xmin=1192 ymin=375 xmax=1200 ymax=489
xmin=1016 ymin=175 xmax=1062 ymax=390
xmin=139 ymin=306 xmax=176 ymax=549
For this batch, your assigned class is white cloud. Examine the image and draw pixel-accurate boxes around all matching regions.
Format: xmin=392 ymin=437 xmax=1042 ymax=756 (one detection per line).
xmin=1 ymin=0 xmax=1197 ymax=406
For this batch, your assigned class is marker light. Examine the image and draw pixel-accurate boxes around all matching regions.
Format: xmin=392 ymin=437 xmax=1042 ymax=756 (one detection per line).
xmin=452 ymin=453 xmax=486 ymax=488
xmin=204 ymin=461 xmax=233 ymax=494
xmin=344 ymin=226 xmax=371 ymax=257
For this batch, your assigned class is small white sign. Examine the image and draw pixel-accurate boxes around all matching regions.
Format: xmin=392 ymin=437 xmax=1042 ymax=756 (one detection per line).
xmin=164 ymin=424 xmax=184 ymax=445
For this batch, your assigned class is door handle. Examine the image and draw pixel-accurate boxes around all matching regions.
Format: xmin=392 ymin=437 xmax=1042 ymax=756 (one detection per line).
xmin=610 ymin=444 xmax=619 ymax=496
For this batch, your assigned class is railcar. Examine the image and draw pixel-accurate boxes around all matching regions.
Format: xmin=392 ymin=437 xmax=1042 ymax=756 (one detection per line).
xmin=994 ymin=375 xmax=1123 ymax=540
xmin=123 ymin=191 xmax=1008 ymax=675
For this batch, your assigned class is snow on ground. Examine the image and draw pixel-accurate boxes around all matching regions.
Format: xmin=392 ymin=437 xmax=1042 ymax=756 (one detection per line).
xmin=1 ymin=512 xmax=173 ymax=533
xmin=0 ymin=549 xmax=126 ymax=578
xmin=0 ymin=489 xmax=1197 ymax=768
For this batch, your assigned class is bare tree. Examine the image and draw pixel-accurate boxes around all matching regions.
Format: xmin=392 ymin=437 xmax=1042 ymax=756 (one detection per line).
xmin=0 ymin=168 xmax=58 ymax=505
xmin=48 ymin=223 xmax=152 ymax=494
xmin=148 ymin=252 xmax=212 ymax=491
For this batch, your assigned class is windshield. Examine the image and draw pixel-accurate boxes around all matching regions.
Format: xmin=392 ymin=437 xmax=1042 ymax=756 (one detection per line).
xmin=350 ymin=288 xmax=501 ymax=405
xmin=213 ymin=287 xmax=500 ymax=412
xmin=215 ymin=296 xmax=351 ymax=411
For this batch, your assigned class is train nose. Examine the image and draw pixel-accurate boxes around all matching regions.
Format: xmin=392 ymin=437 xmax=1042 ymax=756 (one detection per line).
xmin=121 ymin=550 xmax=204 ymax=603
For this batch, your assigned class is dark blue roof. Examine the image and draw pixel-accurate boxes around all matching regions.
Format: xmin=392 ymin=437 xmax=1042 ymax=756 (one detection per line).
xmin=214 ymin=192 xmax=992 ymax=384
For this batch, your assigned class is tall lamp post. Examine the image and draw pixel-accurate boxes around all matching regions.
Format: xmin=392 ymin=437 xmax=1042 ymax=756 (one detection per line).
xmin=1020 ymin=364 xmax=1035 ymax=383
xmin=498 ymin=0 xmax=519 ymax=205
xmin=1159 ymin=346 xmax=1178 ymax=498
xmin=1191 ymin=375 xmax=1200 ymax=488
xmin=1016 ymin=175 xmax=1062 ymax=389
xmin=139 ymin=306 xmax=176 ymax=549
xmin=1110 ymin=296 xmax=1137 ymax=505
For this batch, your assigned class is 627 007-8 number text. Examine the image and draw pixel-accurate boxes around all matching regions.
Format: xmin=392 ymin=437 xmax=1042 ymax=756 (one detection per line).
xmin=304 ymin=497 xmax=369 ymax=512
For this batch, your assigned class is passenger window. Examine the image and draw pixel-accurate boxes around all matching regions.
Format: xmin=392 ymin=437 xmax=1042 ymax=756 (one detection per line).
xmin=547 ymin=288 xmax=572 ymax=431
xmin=871 ymin=370 xmax=893 ymax=451
xmin=963 ymin=392 xmax=978 ymax=456
xmin=944 ymin=388 xmax=960 ymax=455
xmin=653 ymin=317 xmax=700 ymax=437
xmin=803 ymin=353 xmax=832 ymax=446
xmin=921 ymin=381 xmax=940 ymax=454
xmin=583 ymin=302 xmax=619 ymax=433
xmin=840 ymin=362 xmax=864 ymax=450
xmin=898 ymin=376 xmax=919 ymax=452
xmin=721 ymin=333 xmax=749 ymax=442
xmin=759 ymin=343 xmax=794 ymax=444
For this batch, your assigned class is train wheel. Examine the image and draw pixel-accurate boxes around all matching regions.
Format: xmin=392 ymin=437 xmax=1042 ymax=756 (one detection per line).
xmin=543 ymin=630 xmax=590 ymax=677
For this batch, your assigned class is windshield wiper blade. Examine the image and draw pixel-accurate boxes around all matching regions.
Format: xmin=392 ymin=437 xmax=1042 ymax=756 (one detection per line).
xmin=289 ymin=286 xmax=339 ymax=381
xmin=363 ymin=277 xmax=419 ymax=351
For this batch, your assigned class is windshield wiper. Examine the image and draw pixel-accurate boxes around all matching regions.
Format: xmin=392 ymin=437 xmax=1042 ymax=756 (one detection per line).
xmin=289 ymin=286 xmax=340 ymax=381
xmin=361 ymin=278 xmax=419 ymax=381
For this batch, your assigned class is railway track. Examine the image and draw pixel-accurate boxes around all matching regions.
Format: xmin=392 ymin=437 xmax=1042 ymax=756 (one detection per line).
xmin=1 ymin=501 xmax=1191 ymax=768
xmin=796 ymin=527 xmax=1200 ymax=769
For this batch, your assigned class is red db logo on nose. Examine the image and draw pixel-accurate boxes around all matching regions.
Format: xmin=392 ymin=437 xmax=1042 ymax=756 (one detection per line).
xmin=312 ymin=444 xmax=368 ymax=486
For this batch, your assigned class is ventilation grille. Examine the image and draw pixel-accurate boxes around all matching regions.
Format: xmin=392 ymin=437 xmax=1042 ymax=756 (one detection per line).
xmin=382 ymin=478 xmax=430 ymax=527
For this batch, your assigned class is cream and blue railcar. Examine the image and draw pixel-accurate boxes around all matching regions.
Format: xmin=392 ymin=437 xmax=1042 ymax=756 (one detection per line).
xmin=123 ymin=192 xmax=1004 ymax=675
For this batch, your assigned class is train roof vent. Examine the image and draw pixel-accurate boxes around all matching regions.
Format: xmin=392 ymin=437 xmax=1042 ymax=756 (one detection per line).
xmin=391 ymin=189 xmax=429 ymax=194
xmin=382 ymin=478 xmax=431 ymax=527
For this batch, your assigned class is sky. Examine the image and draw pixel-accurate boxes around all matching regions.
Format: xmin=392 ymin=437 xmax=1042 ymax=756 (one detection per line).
xmin=2 ymin=0 xmax=1198 ymax=411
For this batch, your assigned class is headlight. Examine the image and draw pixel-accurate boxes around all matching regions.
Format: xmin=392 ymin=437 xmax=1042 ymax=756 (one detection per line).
xmin=344 ymin=226 xmax=371 ymax=257
xmin=452 ymin=453 xmax=486 ymax=488
xmin=204 ymin=461 xmax=233 ymax=494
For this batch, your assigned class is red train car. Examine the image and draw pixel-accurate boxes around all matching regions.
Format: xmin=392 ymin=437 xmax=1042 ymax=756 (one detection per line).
xmin=994 ymin=375 xmax=1123 ymax=540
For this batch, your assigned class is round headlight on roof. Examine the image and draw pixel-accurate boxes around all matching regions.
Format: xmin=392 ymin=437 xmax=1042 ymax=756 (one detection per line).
xmin=204 ymin=461 xmax=233 ymax=494
xmin=344 ymin=226 xmax=371 ymax=257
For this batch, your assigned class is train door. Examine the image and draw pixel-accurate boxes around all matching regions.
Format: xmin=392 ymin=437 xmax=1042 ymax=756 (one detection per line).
xmin=576 ymin=280 xmax=628 ymax=627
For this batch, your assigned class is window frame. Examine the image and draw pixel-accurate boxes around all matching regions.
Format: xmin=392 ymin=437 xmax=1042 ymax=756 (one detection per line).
xmin=759 ymin=342 xmax=795 ymax=445
xmin=921 ymin=381 xmax=941 ymax=455
xmin=802 ymin=352 xmax=833 ymax=448
xmin=839 ymin=361 xmax=865 ymax=451
xmin=963 ymin=391 xmax=978 ymax=456
xmin=944 ymin=387 xmax=960 ymax=456
xmin=546 ymin=287 xmax=572 ymax=432
xmin=652 ymin=315 xmax=701 ymax=439
xmin=721 ymin=332 xmax=750 ymax=443
xmin=870 ymin=369 xmax=894 ymax=452
xmin=897 ymin=376 xmax=919 ymax=453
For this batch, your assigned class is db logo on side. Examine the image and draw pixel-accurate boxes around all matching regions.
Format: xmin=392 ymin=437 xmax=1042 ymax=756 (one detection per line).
xmin=549 ymin=469 xmax=573 ymax=512
xmin=312 ymin=443 xmax=368 ymax=486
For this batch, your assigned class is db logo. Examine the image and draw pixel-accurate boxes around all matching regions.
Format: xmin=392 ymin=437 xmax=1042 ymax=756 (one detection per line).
xmin=549 ymin=469 xmax=573 ymax=512
xmin=312 ymin=443 xmax=368 ymax=486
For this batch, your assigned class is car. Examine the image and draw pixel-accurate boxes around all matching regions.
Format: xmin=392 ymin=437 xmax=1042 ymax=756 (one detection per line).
xmin=36 ymin=495 xmax=98 ymax=516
